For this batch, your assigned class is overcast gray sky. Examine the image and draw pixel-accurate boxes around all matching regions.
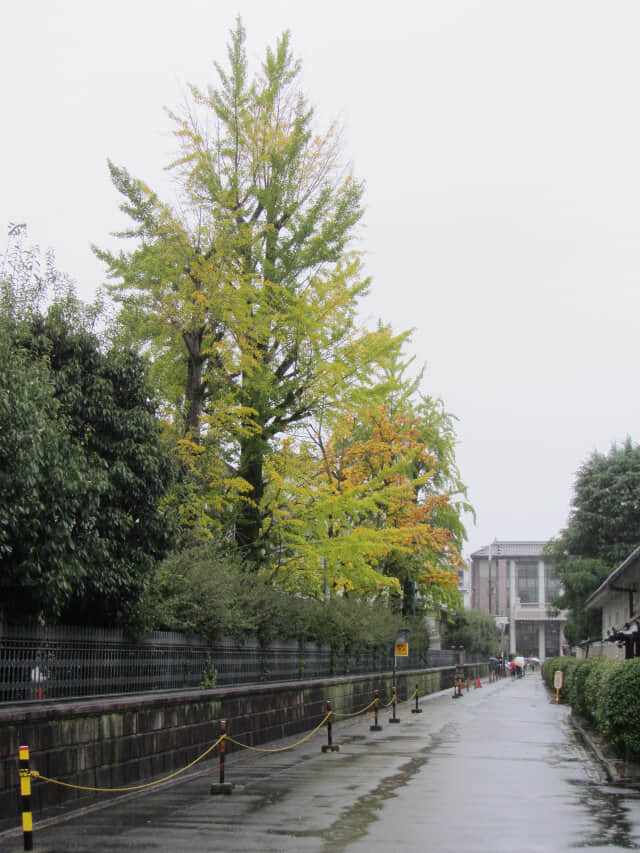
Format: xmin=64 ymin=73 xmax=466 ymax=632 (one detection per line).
xmin=3 ymin=1 xmax=639 ymax=559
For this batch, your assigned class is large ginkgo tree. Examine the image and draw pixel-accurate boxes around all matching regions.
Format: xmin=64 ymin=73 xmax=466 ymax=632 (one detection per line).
xmin=96 ymin=19 xmax=367 ymax=561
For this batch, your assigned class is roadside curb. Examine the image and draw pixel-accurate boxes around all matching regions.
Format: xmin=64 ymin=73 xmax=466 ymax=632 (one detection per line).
xmin=570 ymin=712 xmax=640 ymax=786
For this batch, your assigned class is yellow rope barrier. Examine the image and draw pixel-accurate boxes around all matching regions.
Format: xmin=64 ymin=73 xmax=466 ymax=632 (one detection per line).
xmin=27 ymin=688 xmax=421 ymax=795
xmin=398 ymin=687 xmax=418 ymax=704
xmin=225 ymin=713 xmax=331 ymax=753
xmin=30 ymin=735 xmax=225 ymax=793
xmin=333 ymin=698 xmax=377 ymax=718
xmin=387 ymin=687 xmax=420 ymax=707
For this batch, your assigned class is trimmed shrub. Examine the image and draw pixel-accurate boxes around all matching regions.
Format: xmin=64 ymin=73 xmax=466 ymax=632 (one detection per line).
xmin=584 ymin=659 xmax=614 ymax=728
xmin=597 ymin=659 xmax=640 ymax=757
xmin=141 ymin=543 xmax=432 ymax=657
xmin=544 ymin=656 xmax=640 ymax=759
xmin=567 ymin=658 xmax=606 ymax=721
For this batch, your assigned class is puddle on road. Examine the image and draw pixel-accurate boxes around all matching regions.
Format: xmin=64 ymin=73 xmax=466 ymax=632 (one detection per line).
xmin=265 ymin=724 xmax=457 ymax=851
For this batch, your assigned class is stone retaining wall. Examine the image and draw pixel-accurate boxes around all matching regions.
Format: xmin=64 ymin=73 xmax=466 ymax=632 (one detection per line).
xmin=0 ymin=665 xmax=472 ymax=830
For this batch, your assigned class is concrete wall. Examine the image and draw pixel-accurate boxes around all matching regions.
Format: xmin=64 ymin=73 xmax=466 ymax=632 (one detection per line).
xmin=0 ymin=666 xmax=474 ymax=829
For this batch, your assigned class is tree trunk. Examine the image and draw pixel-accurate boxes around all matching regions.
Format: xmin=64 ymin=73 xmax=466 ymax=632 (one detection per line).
xmin=235 ymin=433 xmax=267 ymax=563
xmin=402 ymin=578 xmax=416 ymax=617
xmin=183 ymin=330 xmax=205 ymax=442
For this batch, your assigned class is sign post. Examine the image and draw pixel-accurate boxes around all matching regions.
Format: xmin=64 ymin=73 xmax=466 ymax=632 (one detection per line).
xmin=395 ymin=628 xmax=410 ymax=660
xmin=392 ymin=628 xmax=410 ymax=701
xmin=554 ymin=670 xmax=563 ymax=704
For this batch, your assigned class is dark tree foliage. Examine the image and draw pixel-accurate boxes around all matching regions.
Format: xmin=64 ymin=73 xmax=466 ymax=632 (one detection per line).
xmin=0 ymin=339 xmax=88 ymax=618
xmin=444 ymin=609 xmax=500 ymax=658
xmin=547 ymin=438 xmax=640 ymax=645
xmin=0 ymin=308 xmax=176 ymax=626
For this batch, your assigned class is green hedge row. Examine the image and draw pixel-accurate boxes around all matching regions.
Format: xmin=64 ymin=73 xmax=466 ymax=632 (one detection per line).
xmin=542 ymin=656 xmax=640 ymax=757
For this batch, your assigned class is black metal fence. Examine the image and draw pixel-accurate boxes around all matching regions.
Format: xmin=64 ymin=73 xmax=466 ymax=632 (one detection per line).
xmin=0 ymin=622 xmax=456 ymax=703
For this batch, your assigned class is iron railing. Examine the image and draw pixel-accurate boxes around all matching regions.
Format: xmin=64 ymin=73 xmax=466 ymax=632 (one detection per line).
xmin=0 ymin=623 xmax=453 ymax=703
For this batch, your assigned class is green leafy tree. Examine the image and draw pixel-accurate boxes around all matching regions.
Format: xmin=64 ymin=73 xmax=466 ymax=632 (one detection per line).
xmin=0 ymin=230 xmax=175 ymax=625
xmin=96 ymin=19 xmax=366 ymax=561
xmin=0 ymin=336 xmax=90 ymax=618
xmin=25 ymin=312 xmax=176 ymax=626
xmin=445 ymin=609 xmax=500 ymax=658
xmin=261 ymin=327 xmax=471 ymax=610
xmin=546 ymin=438 xmax=640 ymax=644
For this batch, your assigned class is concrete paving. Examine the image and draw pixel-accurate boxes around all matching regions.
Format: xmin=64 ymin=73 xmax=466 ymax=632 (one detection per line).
xmin=2 ymin=673 xmax=640 ymax=852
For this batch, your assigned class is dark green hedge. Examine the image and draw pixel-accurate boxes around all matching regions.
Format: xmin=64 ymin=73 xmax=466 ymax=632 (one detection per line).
xmin=542 ymin=656 xmax=640 ymax=758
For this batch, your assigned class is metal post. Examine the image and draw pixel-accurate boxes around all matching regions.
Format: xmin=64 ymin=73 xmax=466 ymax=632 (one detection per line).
xmin=411 ymin=681 xmax=423 ymax=714
xmin=219 ymin=720 xmax=226 ymax=784
xmin=322 ymin=699 xmax=341 ymax=752
xmin=19 ymin=746 xmax=33 ymax=852
xmin=210 ymin=720 xmax=233 ymax=795
xmin=370 ymin=689 xmax=383 ymax=731
xmin=389 ymin=686 xmax=400 ymax=723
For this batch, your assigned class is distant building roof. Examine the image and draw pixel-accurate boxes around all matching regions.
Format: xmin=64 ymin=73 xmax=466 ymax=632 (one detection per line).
xmin=470 ymin=541 xmax=549 ymax=559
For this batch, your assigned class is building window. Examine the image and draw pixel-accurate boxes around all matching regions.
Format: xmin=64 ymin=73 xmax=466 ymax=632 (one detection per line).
xmin=517 ymin=560 xmax=538 ymax=603
xmin=516 ymin=620 xmax=539 ymax=657
xmin=545 ymin=622 xmax=561 ymax=656
xmin=545 ymin=564 xmax=562 ymax=603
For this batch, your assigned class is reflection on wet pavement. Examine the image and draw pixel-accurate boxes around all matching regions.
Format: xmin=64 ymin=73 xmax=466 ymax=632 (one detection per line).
xmin=569 ymin=780 xmax=640 ymax=849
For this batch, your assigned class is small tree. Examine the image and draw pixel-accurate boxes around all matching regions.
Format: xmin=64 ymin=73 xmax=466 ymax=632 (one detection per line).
xmin=445 ymin=610 xmax=500 ymax=658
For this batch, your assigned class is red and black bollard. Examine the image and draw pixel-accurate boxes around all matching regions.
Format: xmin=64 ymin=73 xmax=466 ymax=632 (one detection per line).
xmin=389 ymin=686 xmax=400 ymax=723
xmin=370 ymin=689 xmax=383 ymax=731
xmin=210 ymin=720 xmax=233 ymax=795
xmin=322 ymin=700 xmax=341 ymax=752
xmin=411 ymin=682 xmax=423 ymax=714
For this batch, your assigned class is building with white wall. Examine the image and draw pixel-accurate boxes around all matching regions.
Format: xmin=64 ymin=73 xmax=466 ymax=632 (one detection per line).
xmin=469 ymin=540 xmax=567 ymax=658
xmin=457 ymin=563 xmax=471 ymax=610
xmin=585 ymin=545 xmax=640 ymax=660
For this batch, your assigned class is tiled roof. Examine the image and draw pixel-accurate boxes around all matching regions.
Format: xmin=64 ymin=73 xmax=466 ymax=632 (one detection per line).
xmin=470 ymin=541 xmax=549 ymax=559
xmin=585 ymin=545 xmax=640 ymax=611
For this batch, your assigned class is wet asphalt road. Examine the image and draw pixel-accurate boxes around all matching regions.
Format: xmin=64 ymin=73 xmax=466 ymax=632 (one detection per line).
xmin=2 ymin=673 xmax=640 ymax=852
